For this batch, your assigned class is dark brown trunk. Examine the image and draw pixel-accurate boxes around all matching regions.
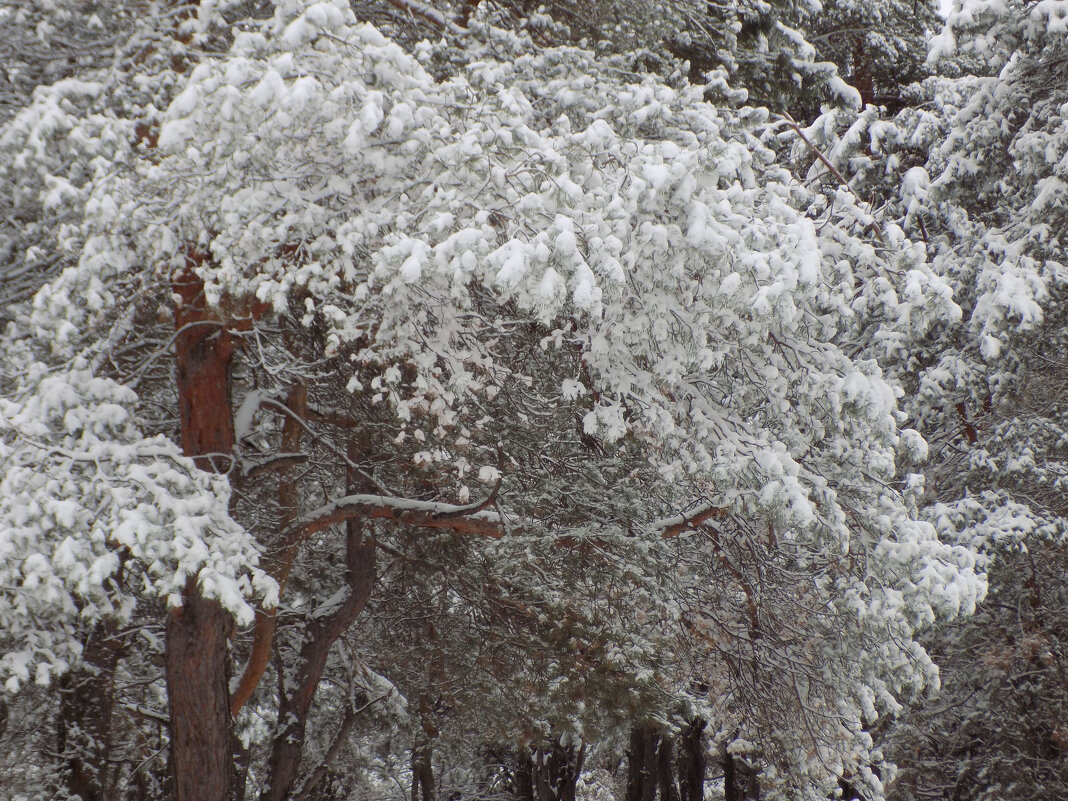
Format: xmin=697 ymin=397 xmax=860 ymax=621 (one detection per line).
xmin=626 ymin=724 xmax=659 ymax=801
xmin=57 ymin=620 xmax=125 ymax=801
xmin=529 ymin=741 xmax=584 ymax=801
xmin=676 ymin=720 xmax=705 ymax=801
xmin=260 ymin=446 xmax=375 ymax=801
xmin=515 ymin=749 xmax=535 ymax=801
xmin=722 ymin=745 xmax=737 ymax=801
xmin=852 ymin=35 xmax=874 ymax=107
xmin=411 ymin=742 xmax=435 ymax=801
xmin=230 ymin=383 xmax=307 ymax=718
xmin=167 ymin=264 xmax=237 ymax=801
xmin=557 ymin=742 xmax=585 ymax=801
xmin=534 ymin=745 xmax=553 ymax=801
xmin=744 ymin=768 xmax=759 ymax=801
xmin=456 ymin=0 xmax=481 ymax=25
xmin=656 ymin=734 xmax=679 ymax=801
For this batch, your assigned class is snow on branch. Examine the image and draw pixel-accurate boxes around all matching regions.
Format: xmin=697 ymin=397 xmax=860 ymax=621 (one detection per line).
xmin=285 ymin=479 xmax=506 ymax=544
xmin=650 ymin=503 xmax=728 ymax=538
xmin=385 ymin=0 xmax=466 ymax=35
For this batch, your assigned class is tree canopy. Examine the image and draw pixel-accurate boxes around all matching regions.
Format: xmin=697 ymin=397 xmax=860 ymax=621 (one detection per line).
xmin=0 ymin=1 xmax=1064 ymax=800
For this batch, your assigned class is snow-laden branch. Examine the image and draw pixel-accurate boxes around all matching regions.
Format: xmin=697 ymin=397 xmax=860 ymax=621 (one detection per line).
xmin=285 ymin=478 xmax=507 ymax=544
xmin=649 ymin=502 xmax=728 ymax=538
xmin=385 ymin=0 xmax=466 ymax=35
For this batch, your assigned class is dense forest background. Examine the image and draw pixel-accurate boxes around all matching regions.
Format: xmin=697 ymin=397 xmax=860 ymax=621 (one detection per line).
xmin=0 ymin=0 xmax=1066 ymax=800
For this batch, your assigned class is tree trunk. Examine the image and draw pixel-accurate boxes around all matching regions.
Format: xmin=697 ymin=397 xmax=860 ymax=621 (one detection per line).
xmin=852 ymin=35 xmax=874 ymax=107
xmin=515 ymin=749 xmax=535 ymax=801
xmin=167 ymin=265 xmax=237 ymax=801
xmin=260 ymin=444 xmax=376 ymax=801
xmin=656 ymin=734 xmax=679 ymax=801
xmin=167 ymin=588 xmax=234 ymax=801
xmin=676 ymin=719 xmax=706 ymax=801
xmin=411 ymin=742 xmax=435 ymax=801
xmin=722 ymin=744 xmax=737 ymax=801
xmin=626 ymin=724 xmax=659 ymax=801
xmin=57 ymin=620 xmax=124 ymax=801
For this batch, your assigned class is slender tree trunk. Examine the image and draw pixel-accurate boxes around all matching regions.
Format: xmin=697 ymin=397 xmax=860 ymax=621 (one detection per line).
xmin=167 ymin=265 xmax=237 ymax=801
xmin=261 ymin=444 xmax=376 ymax=801
xmin=57 ymin=620 xmax=124 ymax=801
xmin=626 ymin=724 xmax=659 ymax=801
xmin=722 ymin=744 xmax=737 ymax=801
xmin=676 ymin=719 xmax=706 ymax=801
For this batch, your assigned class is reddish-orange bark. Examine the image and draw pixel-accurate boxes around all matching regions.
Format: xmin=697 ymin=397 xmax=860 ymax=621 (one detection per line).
xmin=230 ymin=383 xmax=307 ymax=718
xmin=167 ymin=259 xmax=237 ymax=801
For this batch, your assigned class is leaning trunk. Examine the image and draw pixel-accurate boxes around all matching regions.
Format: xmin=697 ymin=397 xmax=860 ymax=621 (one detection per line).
xmin=167 ymin=265 xmax=237 ymax=801
xmin=261 ymin=443 xmax=376 ymax=801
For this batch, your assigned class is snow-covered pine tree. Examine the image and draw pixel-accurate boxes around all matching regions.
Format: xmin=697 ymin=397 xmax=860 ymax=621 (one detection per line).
xmin=783 ymin=0 xmax=1068 ymax=794
xmin=1 ymin=1 xmax=982 ymax=799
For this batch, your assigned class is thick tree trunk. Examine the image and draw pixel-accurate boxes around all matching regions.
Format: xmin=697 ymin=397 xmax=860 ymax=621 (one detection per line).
xmin=167 ymin=265 xmax=237 ymax=801
xmin=626 ymin=724 xmax=659 ymax=801
xmin=167 ymin=587 xmax=234 ymax=801
xmin=57 ymin=620 xmax=124 ymax=801
xmin=852 ymin=35 xmax=874 ymax=107
xmin=676 ymin=719 xmax=706 ymax=801
xmin=515 ymin=749 xmax=535 ymax=801
xmin=260 ymin=445 xmax=376 ymax=801
xmin=656 ymin=734 xmax=679 ymax=801
xmin=530 ymin=741 xmax=584 ymax=801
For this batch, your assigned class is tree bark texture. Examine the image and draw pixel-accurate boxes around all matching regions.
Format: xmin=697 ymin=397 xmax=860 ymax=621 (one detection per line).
xmin=626 ymin=724 xmax=659 ymax=801
xmin=411 ymin=742 xmax=435 ymax=801
xmin=230 ymin=382 xmax=307 ymax=717
xmin=515 ymin=749 xmax=535 ymax=801
xmin=167 ymin=587 xmax=234 ymax=801
xmin=167 ymin=265 xmax=237 ymax=801
xmin=852 ymin=35 xmax=874 ymax=107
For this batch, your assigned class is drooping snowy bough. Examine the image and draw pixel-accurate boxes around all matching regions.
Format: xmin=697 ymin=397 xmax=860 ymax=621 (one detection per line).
xmin=1 ymin=1 xmax=981 ymax=798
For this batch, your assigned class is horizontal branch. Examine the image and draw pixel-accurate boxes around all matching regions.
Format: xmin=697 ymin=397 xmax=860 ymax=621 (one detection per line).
xmin=243 ymin=452 xmax=308 ymax=479
xmin=652 ymin=503 xmax=728 ymax=538
xmin=286 ymin=488 xmax=508 ymax=546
